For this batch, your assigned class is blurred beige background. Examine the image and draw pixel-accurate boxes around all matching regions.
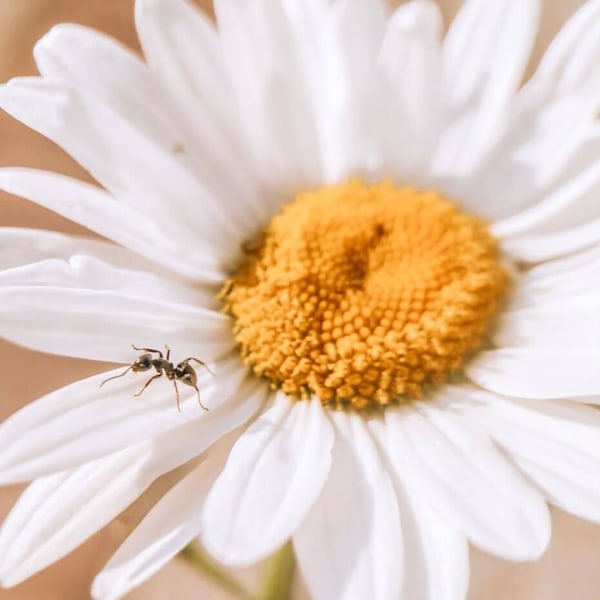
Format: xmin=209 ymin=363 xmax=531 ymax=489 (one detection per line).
xmin=0 ymin=0 xmax=599 ymax=598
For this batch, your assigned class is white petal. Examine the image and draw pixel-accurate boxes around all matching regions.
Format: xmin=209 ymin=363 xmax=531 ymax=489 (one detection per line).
xmin=400 ymin=499 xmax=469 ymax=600
xmin=0 ymin=354 xmax=247 ymax=483
xmin=492 ymin=141 xmax=600 ymax=239
xmin=91 ymin=436 xmax=233 ymax=600
xmin=0 ymin=227 xmax=154 ymax=272
xmin=136 ymin=0 xmax=231 ymax=123
xmin=534 ymin=0 xmax=600 ymax=95
xmin=201 ymin=394 xmax=333 ymax=565
xmin=0 ymin=378 xmax=267 ymax=585
xmin=0 ymin=78 xmax=241 ymax=259
xmin=379 ymin=1 xmax=443 ymax=178
xmin=493 ymin=293 xmax=600 ymax=348
xmin=313 ymin=0 xmax=392 ymax=182
xmin=389 ymin=471 xmax=469 ymax=600
xmin=521 ymin=242 xmax=600 ymax=286
xmin=0 ymin=169 xmax=222 ymax=282
xmin=456 ymin=96 xmax=599 ymax=224
xmin=140 ymin=375 xmax=268 ymax=476
xmin=369 ymin=411 xmax=470 ymax=600
xmin=0 ymin=285 xmax=233 ymax=363
xmin=461 ymin=390 xmax=600 ymax=524
xmin=510 ymin=249 xmax=600 ymax=307
xmin=433 ymin=0 xmax=539 ymax=177
xmin=467 ymin=347 xmax=600 ymax=399
xmin=294 ymin=411 xmax=403 ymax=600
xmin=464 ymin=0 xmax=600 ymax=227
xmin=499 ymin=218 xmax=600 ymax=263
xmin=382 ymin=404 xmax=550 ymax=561
xmin=136 ymin=0 xmax=267 ymax=228
xmin=0 ymin=254 xmax=215 ymax=308
xmin=213 ymin=0 xmax=328 ymax=192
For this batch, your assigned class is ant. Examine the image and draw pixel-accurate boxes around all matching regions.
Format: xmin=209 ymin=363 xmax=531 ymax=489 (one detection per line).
xmin=100 ymin=345 xmax=213 ymax=412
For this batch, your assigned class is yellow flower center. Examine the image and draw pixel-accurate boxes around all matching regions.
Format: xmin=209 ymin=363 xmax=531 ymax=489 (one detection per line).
xmin=223 ymin=180 xmax=507 ymax=411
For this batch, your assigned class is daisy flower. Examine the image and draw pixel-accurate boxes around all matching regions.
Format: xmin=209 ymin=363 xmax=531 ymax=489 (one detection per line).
xmin=1 ymin=0 xmax=600 ymax=598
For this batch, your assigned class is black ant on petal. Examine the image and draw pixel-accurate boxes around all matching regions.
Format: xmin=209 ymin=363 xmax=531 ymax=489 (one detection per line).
xmin=100 ymin=345 xmax=213 ymax=412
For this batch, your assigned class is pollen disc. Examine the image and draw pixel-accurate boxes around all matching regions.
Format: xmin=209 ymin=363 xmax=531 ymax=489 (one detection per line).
xmin=223 ymin=180 xmax=508 ymax=411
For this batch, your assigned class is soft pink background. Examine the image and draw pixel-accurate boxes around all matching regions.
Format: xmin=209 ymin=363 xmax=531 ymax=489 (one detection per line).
xmin=0 ymin=1 xmax=598 ymax=598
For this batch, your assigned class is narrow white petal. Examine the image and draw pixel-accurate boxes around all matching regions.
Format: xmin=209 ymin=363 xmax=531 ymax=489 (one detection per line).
xmin=467 ymin=347 xmax=600 ymax=399
xmin=519 ymin=243 xmax=600 ymax=289
xmin=379 ymin=0 xmax=443 ymax=177
xmin=0 ymin=78 xmax=241 ymax=258
xmin=493 ymin=293 xmax=600 ymax=348
xmin=0 ymin=169 xmax=222 ymax=282
xmin=91 ymin=436 xmax=233 ymax=600
xmin=368 ymin=414 xmax=469 ymax=600
xmin=492 ymin=146 xmax=600 ymax=239
xmin=0 ymin=227 xmax=155 ymax=272
xmin=433 ymin=0 xmax=539 ymax=177
xmin=383 ymin=405 xmax=550 ymax=561
xmin=499 ymin=218 xmax=600 ymax=263
xmin=534 ymin=0 xmax=600 ymax=95
xmin=291 ymin=0 xmax=393 ymax=182
xmin=456 ymin=96 xmax=599 ymax=224
xmin=137 ymin=0 xmax=231 ymax=121
xmin=0 ymin=254 xmax=215 ymax=309
xmin=0 ymin=354 xmax=247 ymax=483
xmin=213 ymin=0 xmax=326 ymax=191
xmin=511 ymin=250 xmax=600 ymax=308
xmin=136 ymin=0 xmax=267 ymax=225
xmin=399 ymin=495 xmax=469 ymax=600
xmin=461 ymin=391 xmax=600 ymax=524
xmin=0 ymin=286 xmax=233 ymax=363
xmin=461 ymin=0 xmax=600 ymax=226
xmin=138 ymin=376 xmax=268 ymax=478
xmin=294 ymin=411 xmax=403 ymax=600
xmin=201 ymin=394 xmax=333 ymax=565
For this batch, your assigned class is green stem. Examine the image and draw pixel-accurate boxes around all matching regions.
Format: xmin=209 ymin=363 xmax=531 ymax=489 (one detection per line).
xmin=257 ymin=542 xmax=295 ymax=600
xmin=180 ymin=544 xmax=255 ymax=600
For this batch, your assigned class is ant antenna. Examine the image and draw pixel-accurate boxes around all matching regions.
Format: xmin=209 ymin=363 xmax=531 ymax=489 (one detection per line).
xmin=100 ymin=365 xmax=133 ymax=387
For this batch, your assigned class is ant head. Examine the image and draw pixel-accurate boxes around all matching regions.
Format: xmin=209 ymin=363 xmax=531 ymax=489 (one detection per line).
xmin=132 ymin=354 xmax=153 ymax=372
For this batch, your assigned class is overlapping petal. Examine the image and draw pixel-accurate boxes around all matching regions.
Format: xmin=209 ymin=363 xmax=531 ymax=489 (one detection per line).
xmin=0 ymin=170 xmax=222 ymax=281
xmin=379 ymin=0 xmax=443 ymax=180
xmin=381 ymin=403 xmax=550 ymax=561
xmin=433 ymin=0 xmax=539 ymax=178
xmin=201 ymin=393 xmax=333 ymax=565
xmin=91 ymin=436 xmax=234 ymax=600
xmin=294 ymin=411 xmax=403 ymax=600
xmin=461 ymin=390 xmax=600 ymax=523
xmin=467 ymin=347 xmax=600 ymax=400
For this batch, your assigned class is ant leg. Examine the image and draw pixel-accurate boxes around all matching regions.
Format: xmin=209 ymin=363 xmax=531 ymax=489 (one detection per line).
xmin=132 ymin=345 xmax=163 ymax=358
xmin=100 ymin=365 xmax=133 ymax=387
xmin=133 ymin=373 xmax=162 ymax=397
xmin=194 ymin=384 xmax=209 ymax=411
xmin=165 ymin=345 xmax=171 ymax=361
xmin=173 ymin=380 xmax=181 ymax=413
xmin=184 ymin=358 xmax=215 ymax=375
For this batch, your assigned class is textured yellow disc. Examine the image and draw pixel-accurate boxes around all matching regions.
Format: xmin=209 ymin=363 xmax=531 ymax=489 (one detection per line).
xmin=223 ymin=180 xmax=508 ymax=411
